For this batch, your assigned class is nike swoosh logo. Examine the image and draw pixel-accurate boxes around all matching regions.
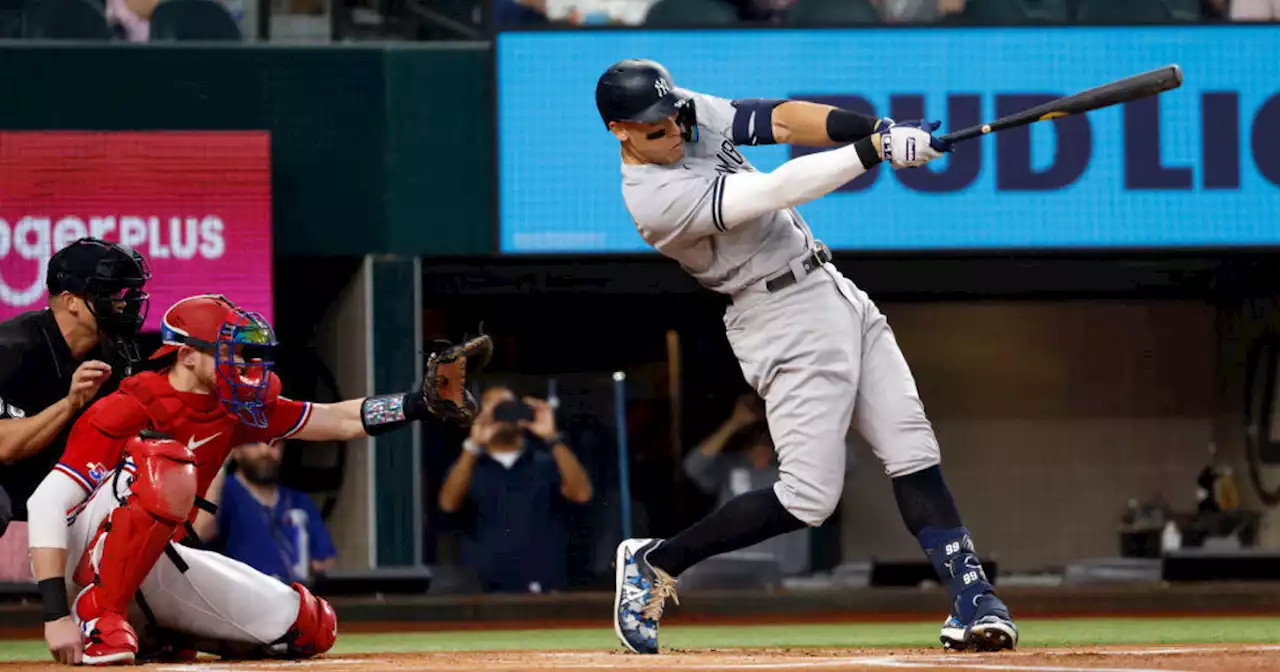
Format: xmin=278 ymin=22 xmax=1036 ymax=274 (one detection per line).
xmin=622 ymin=584 xmax=647 ymax=604
xmin=187 ymin=433 xmax=222 ymax=451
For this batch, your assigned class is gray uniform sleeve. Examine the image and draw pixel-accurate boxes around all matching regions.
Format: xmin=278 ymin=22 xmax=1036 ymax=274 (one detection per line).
xmin=680 ymin=89 xmax=737 ymax=140
xmin=626 ymin=171 xmax=729 ymax=251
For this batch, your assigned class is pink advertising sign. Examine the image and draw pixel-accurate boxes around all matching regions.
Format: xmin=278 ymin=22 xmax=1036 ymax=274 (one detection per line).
xmin=0 ymin=131 xmax=273 ymax=330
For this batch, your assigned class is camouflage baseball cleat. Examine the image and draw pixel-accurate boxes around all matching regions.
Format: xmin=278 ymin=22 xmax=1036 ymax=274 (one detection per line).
xmin=612 ymin=538 xmax=678 ymax=654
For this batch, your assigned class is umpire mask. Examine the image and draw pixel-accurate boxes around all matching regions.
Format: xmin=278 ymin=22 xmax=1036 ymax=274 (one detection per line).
xmin=47 ymin=238 xmax=152 ymax=374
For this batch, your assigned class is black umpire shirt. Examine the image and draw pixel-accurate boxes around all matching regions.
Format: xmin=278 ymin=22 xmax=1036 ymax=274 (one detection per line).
xmin=0 ymin=308 xmax=112 ymax=522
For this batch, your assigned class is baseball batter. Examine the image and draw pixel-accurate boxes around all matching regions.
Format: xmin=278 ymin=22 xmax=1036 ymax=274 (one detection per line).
xmin=26 ymin=294 xmax=490 ymax=666
xmin=598 ymin=59 xmax=1019 ymax=655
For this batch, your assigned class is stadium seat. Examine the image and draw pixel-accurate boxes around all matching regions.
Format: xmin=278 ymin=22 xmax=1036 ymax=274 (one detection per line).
xmin=788 ymin=0 xmax=881 ymax=25
xmin=960 ymin=0 xmax=1070 ymax=22
xmin=20 ymin=0 xmax=111 ymax=39
xmin=150 ymin=0 xmax=243 ymax=41
xmin=0 ymin=0 xmax=22 ymax=35
xmin=1076 ymin=0 xmax=1201 ymax=21
xmin=644 ymin=0 xmax=739 ymax=26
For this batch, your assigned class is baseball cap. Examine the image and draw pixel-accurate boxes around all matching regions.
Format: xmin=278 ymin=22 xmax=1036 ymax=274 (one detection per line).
xmin=149 ymin=294 xmax=273 ymax=360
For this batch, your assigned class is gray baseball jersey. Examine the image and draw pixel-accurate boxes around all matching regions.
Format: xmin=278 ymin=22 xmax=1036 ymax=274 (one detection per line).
xmin=621 ymin=89 xmax=815 ymax=296
xmin=617 ymin=88 xmax=943 ymax=527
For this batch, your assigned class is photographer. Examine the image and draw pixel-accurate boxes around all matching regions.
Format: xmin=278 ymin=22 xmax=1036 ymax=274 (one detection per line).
xmin=438 ymin=386 xmax=593 ymax=594
xmin=683 ymin=394 xmax=811 ymax=577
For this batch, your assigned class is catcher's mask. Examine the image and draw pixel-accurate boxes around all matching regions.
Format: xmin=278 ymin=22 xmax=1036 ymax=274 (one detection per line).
xmin=211 ymin=311 xmax=278 ymax=428
xmin=47 ymin=237 xmax=152 ymax=373
xmin=151 ymin=294 xmax=279 ymax=428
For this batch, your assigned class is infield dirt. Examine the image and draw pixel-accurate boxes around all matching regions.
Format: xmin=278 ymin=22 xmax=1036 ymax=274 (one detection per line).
xmin=4 ymin=644 xmax=1280 ymax=672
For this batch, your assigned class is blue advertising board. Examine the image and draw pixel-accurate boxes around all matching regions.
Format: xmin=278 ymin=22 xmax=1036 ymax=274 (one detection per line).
xmin=497 ymin=27 xmax=1280 ymax=253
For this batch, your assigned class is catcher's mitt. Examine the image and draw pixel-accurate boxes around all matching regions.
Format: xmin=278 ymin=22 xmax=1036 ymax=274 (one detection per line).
xmin=422 ymin=330 xmax=493 ymax=426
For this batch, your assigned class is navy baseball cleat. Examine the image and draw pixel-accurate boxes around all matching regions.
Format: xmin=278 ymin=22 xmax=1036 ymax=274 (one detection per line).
xmin=613 ymin=538 xmax=679 ymax=654
xmin=940 ymin=593 xmax=1019 ymax=652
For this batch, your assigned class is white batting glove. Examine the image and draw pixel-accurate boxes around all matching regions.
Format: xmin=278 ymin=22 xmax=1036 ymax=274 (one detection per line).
xmin=878 ymin=120 xmax=953 ymax=169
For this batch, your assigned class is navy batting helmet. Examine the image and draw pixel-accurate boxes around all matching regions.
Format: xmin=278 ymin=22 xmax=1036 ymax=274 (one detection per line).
xmin=595 ymin=58 xmax=691 ymax=127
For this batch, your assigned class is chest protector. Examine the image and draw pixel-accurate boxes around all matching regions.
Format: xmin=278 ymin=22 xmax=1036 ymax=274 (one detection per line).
xmin=116 ymin=373 xmax=240 ymax=470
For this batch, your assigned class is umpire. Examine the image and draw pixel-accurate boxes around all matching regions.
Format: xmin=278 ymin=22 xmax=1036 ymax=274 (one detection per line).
xmin=0 ymin=237 xmax=150 ymax=538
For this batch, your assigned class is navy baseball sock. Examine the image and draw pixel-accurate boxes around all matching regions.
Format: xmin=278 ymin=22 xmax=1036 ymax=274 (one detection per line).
xmin=892 ymin=466 xmax=993 ymax=623
xmin=645 ymin=487 xmax=806 ymax=577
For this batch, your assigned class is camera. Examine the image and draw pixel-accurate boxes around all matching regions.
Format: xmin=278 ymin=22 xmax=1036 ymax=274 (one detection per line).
xmin=492 ymin=399 xmax=534 ymax=423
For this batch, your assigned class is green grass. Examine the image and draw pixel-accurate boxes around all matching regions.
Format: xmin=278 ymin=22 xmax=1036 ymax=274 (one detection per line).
xmin=0 ymin=617 xmax=1276 ymax=662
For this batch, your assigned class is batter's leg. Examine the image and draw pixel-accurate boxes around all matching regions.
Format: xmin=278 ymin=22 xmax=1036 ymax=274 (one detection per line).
xmin=614 ymin=285 xmax=861 ymax=655
xmin=136 ymin=545 xmax=337 ymax=660
xmin=851 ymin=297 xmax=1018 ymax=652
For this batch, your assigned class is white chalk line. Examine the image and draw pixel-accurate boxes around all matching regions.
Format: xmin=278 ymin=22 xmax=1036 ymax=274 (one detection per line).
xmin=153 ymin=644 xmax=1280 ymax=672
xmin=157 ymin=662 xmax=1182 ymax=672
xmin=859 ymin=661 xmax=1186 ymax=672
xmin=157 ymin=659 xmax=370 ymax=672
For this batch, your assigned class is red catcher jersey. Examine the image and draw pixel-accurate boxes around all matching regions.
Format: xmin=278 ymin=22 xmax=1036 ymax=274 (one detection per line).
xmin=55 ymin=371 xmax=313 ymax=500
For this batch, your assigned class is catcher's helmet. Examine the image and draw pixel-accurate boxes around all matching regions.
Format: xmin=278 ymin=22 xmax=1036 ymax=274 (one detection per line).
xmin=150 ymin=294 xmax=279 ymax=428
xmin=596 ymin=58 xmax=691 ymax=127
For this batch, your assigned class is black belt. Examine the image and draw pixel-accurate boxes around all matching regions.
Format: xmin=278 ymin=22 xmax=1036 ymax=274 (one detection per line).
xmin=764 ymin=242 xmax=832 ymax=293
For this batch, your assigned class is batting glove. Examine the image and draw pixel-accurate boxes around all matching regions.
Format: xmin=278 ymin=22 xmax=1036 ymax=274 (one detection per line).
xmin=879 ymin=119 xmax=952 ymax=169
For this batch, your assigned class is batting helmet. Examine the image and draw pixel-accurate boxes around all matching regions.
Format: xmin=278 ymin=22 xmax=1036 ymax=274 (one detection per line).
xmin=596 ymin=58 xmax=692 ymax=127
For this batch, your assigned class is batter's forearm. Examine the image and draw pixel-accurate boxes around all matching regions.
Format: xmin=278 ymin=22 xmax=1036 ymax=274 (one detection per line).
xmin=772 ymin=101 xmax=883 ymax=147
xmin=719 ymin=135 xmax=882 ymax=229
xmin=0 ymin=399 xmax=75 ymax=464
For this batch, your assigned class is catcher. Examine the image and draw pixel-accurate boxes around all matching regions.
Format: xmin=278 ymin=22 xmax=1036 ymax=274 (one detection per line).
xmin=25 ymin=293 xmax=491 ymax=665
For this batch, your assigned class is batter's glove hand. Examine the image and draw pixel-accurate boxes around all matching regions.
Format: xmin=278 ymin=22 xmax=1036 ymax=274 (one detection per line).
xmin=421 ymin=327 xmax=494 ymax=426
xmin=879 ymin=119 xmax=952 ymax=169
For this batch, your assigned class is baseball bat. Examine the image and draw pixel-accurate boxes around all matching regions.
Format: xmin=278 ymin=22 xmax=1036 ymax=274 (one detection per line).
xmin=938 ymin=64 xmax=1184 ymax=143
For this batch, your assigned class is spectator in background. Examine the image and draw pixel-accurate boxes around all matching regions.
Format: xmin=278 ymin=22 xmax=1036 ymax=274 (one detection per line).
xmin=1227 ymin=0 xmax=1280 ymax=19
xmin=873 ymin=0 xmax=964 ymax=22
xmin=107 ymin=0 xmax=244 ymax=41
xmin=193 ymin=441 xmax=337 ymax=585
xmin=492 ymin=0 xmax=552 ymax=25
xmin=683 ymin=394 xmax=810 ymax=576
xmin=734 ymin=0 xmax=797 ymax=21
xmin=106 ymin=0 xmax=156 ymax=41
xmin=439 ymin=386 xmax=593 ymax=594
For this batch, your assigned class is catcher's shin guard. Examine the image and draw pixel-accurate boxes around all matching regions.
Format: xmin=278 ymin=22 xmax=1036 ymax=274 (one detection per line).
xmin=271 ymin=583 xmax=337 ymax=659
xmin=74 ymin=438 xmax=197 ymax=627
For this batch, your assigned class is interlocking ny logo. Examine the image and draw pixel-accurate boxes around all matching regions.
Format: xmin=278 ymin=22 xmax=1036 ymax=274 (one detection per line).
xmin=654 ymin=79 xmax=670 ymax=97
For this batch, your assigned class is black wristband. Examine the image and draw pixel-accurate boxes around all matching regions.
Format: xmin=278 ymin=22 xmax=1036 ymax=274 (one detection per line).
xmin=38 ymin=578 xmax=70 ymax=622
xmin=826 ymin=108 xmax=881 ymax=143
xmin=360 ymin=391 xmax=431 ymax=436
xmin=854 ymin=137 xmax=882 ymax=169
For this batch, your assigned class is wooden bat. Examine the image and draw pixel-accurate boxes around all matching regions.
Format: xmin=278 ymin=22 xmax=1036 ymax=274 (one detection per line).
xmin=938 ymin=64 xmax=1184 ymax=144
